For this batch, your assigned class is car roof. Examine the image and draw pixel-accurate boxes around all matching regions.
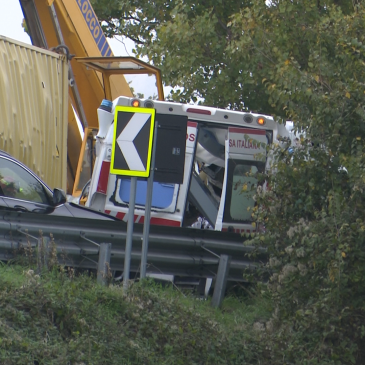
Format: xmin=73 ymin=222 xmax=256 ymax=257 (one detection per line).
xmin=0 ymin=150 xmax=11 ymax=157
xmin=0 ymin=150 xmax=29 ymax=167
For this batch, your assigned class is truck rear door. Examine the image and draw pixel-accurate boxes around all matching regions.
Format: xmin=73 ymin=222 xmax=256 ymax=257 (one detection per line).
xmin=216 ymin=127 xmax=268 ymax=232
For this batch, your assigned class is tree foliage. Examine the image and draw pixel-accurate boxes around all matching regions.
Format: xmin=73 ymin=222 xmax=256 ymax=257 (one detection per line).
xmin=92 ymin=0 xmax=365 ymax=363
xmin=239 ymin=1 xmax=365 ymax=364
xmin=90 ymin=0 xmax=274 ymax=111
xmin=91 ymin=0 xmax=360 ymax=114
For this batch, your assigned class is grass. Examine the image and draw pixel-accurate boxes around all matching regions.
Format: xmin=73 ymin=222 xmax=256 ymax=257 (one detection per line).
xmin=0 ymin=263 xmax=271 ymax=365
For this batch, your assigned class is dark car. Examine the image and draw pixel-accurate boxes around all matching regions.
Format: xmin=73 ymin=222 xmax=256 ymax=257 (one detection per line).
xmin=0 ymin=150 xmax=117 ymax=220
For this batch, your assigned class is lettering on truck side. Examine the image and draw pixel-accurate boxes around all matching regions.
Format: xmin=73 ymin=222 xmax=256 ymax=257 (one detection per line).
xmin=186 ymin=133 xmax=195 ymax=142
xmin=186 ymin=122 xmax=197 ymax=149
xmin=229 ymin=139 xmax=260 ymax=149
xmin=76 ymin=0 xmax=112 ymax=56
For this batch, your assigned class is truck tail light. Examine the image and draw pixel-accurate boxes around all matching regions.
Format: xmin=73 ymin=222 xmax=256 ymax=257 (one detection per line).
xmin=257 ymin=117 xmax=266 ymax=125
xmin=131 ymin=99 xmax=140 ymax=107
xmin=186 ymin=108 xmax=211 ymax=115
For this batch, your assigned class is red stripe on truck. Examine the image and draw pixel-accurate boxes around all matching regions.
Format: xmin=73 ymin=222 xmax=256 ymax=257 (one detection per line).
xmin=105 ymin=209 xmax=181 ymax=227
xmin=116 ymin=212 xmax=126 ymax=220
xmin=150 ymin=218 xmax=181 ymax=227
xmin=139 ymin=216 xmax=181 ymax=227
xmin=96 ymin=161 xmax=110 ymax=194
xmin=228 ymin=127 xmax=266 ymax=135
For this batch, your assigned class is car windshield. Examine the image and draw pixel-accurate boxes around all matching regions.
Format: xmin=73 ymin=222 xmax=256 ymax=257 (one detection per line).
xmin=0 ymin=157 xmax=52 ymax=204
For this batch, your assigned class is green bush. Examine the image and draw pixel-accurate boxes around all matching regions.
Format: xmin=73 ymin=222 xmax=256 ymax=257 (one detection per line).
xmin=238 ymin=2 xmax=365 ymax=364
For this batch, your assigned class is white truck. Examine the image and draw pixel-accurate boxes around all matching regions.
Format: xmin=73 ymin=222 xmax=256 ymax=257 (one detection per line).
xmin=84 ymin=96 xmax=290 ymax=234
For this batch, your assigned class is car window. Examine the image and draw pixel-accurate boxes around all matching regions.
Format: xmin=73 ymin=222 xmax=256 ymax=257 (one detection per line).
xmin=0 ymin=158 xmax=50 ymax=204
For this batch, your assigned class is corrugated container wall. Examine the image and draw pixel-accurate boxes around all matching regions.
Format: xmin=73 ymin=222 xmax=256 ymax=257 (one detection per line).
xmin=0 ymin=36 xmax=68 ymax=191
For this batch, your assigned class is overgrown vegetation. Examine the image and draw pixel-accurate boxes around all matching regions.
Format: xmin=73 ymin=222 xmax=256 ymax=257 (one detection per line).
xmin=0 ymin=263 xmax=272 ymax=365
xmin=91 ymin=0 xmax=365 ymax=363
xmin=242 ymin=2 xmax=365 ymax=364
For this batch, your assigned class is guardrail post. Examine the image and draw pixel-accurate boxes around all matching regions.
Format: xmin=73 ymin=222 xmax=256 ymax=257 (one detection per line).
xmin=97 ymin=243 xmax=112 ymax=286
xmin=211 ymin=255 xmax=231 ymax=308
xmin=37 ymin=236 xmax=50 ymax=273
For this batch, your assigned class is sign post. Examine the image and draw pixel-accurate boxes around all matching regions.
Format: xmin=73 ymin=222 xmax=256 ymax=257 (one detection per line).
xmin=139 ymin=114 xmax=188 ymax=278
xmin=140 ymin=121 xmax=158 ymax=279
xmin=110 ymin=106 xmax=155 ymax=289
xmin=123 ymin=176 xmax=137 ymax=290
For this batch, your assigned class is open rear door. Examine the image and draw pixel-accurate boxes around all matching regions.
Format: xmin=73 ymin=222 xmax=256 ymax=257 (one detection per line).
xmin=216 ymin=127 xmax=267 ymax=232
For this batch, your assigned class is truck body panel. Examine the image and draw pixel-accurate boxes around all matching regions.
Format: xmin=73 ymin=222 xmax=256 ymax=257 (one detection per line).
xmin=0 ymin=36 xmax=68 ymax=191
xmin=86 ymin=96 xmax=290 ymax=232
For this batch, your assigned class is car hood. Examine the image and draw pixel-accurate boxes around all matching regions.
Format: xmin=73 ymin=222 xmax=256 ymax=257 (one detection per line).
xmin=60 ymin=203 xmax=118 ymax=221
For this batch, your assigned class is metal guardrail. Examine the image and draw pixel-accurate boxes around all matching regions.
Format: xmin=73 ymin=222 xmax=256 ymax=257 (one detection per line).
xmin=0 ymin=211 xmax=264 ymax=281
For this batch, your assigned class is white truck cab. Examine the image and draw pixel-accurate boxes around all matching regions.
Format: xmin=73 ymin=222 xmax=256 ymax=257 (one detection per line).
xmin=85 ymin=96 xmax=290 ymax=233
